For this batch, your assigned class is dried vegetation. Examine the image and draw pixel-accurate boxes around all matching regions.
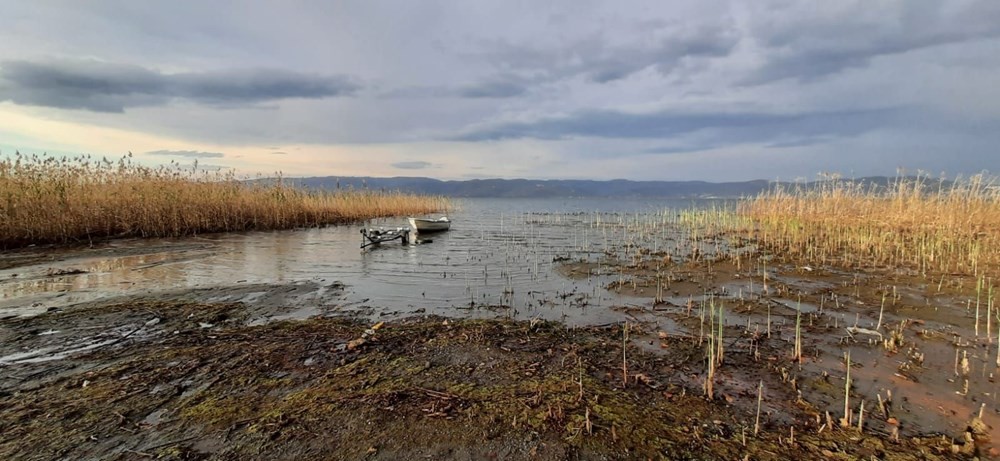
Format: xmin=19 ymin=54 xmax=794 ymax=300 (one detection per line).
xmin=0 ymin=153 xmax=448 ymax=248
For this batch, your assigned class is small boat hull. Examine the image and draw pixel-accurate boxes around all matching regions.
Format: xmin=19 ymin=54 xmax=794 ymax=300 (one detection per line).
xmin=409 ymin=217 xmax=451 ymax=233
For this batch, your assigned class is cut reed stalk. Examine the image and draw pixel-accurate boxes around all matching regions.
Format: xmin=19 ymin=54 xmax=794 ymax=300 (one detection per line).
xmin=622 ymin=321 xmax=629 ymax=387
xmin=989 ymin=280 xmax=994 ymax=343
xmin=841 ymin=350 xmax=852 ymax=428
xmin=705 ymin=298 xmax=716 ymax=399
xmin=754 ymin=380 xmax=763 ymax=436
xmin=766 ymin=303 xmax=772 ymax=338
xmin=877 ymin=292 xmax=886 ymax=332
xmin=978 ymin=276 xmax=984 ymax=338
xmin=794 ymin=298 xmax=803 ymax=363
xmin=716 ymin=300 xmax=724 ymax=365
xmin=857 ymin=400 xmax=865 ymax=433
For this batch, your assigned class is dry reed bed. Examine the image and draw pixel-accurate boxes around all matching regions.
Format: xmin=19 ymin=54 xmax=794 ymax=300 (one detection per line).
xmin=719 ymin=175 xmax=1000 ymax=276
xmin=0 ymin=153 xmax=449 ymax=248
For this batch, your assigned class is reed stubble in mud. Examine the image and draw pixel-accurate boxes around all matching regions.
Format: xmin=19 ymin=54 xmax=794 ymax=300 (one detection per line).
xmin=1 ymin=312 xmax=949 ymax=460
xmin=793 ymin=298 xmax=803 ymax=363
xmin=703 ymin=298 xmax=724 ymax=399
xmin=841 ymin=350 xmax=852 ymax=429
xmin=0 ymin=153 xmax=449 ymax=248
xmin=754 ymin=380 xmax=764 ymax=436
xmin=548 ymin=180 xmax=1000 ymax=454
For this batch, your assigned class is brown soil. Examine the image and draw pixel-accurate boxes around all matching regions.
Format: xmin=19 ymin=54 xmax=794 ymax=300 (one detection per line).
xmin=0 ymin=299 xmax=966 ymax=460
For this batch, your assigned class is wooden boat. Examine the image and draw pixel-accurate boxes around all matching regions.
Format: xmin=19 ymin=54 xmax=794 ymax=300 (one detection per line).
xmin=408 ymin=216 xmax=450 ymax=233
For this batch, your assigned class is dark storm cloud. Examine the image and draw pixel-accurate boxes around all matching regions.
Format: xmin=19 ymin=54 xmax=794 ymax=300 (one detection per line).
xmin=381 ymin=85 xmax=454 ymax=98
xmin=744 ymin=1 xmax=1000 ymax=84
xmin=457 ymin=80 xmax=526 ymax=98
xmin=383 ymin=76 xmax=527 ymax=99
xmin=644 ymin=135 xmax=830 ymax=154
xmin=642 ymin=144 xmax=725 ymax=155
xmin=764 ymin=137 xmax=829 ymax=149
xmin=0 ymin=59 xmax=360 ymax=112
xmin=392 ymin=161 xmax=433 ymax=169
xmin=455 ymin=108 xmax=897 ymax=143
xmin=475 ymin=23 xmax=738 ymax=83
xmin=147 ymin=150 xmax=225 ymax=158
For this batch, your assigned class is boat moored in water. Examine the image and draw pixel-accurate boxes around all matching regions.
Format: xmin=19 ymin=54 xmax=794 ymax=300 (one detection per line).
xmin=408 ymin=216 xmax=451 ymax=233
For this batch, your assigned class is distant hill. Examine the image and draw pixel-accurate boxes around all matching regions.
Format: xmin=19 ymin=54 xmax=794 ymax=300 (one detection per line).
xmin=280 ymin=176 xmax=952 ymax=198
xmin=286 ymin=177 xmax=769 ymax=198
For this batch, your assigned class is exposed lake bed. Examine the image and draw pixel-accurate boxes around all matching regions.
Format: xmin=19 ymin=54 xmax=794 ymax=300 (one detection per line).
xmin=0 ymin=198 xmax=992 ymax=459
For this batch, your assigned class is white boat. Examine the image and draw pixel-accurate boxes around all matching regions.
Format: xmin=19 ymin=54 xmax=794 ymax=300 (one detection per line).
xmin=408 ymin=216 xmax=451 ymax=233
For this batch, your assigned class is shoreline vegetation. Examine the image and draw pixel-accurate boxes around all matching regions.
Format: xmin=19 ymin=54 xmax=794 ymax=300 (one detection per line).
xmin=0 ymin=153 xmax=449 ymax=249
xmin=680 ymin=173 xmax=1000 ymax=277
xmin=741 ymin=174 xmax=1000 ymax=276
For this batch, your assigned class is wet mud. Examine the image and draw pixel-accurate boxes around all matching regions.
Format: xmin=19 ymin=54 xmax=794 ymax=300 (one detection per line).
xmin=560 ymin=252 xmax=1000 ymax=458
xmin=0 ymin=308 xmax=961 ymax=460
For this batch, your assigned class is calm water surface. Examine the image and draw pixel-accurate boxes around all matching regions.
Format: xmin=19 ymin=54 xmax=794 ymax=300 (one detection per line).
xmin=0 ymin=198 xmax=723 ymax=325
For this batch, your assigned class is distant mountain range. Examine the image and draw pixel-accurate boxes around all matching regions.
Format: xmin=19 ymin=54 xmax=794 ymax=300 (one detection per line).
xmin=281 ymin=175 xmax=946 ymax=198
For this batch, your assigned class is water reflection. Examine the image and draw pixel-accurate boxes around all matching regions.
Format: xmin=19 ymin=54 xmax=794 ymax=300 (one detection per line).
xmin=0 ymin=198 xmax=722 ymax=324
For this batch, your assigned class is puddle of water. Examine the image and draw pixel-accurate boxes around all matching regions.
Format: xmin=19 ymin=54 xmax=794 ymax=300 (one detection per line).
xmin=770 ymin=298 xmax=820 ymax=314
xmin=0 ymin=338 xmax=120 ymax=365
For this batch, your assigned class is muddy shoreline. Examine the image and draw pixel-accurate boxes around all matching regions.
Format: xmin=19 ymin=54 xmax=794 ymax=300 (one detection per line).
xmin=0 ymin=214 xmax=995 ymax=459
xmin=0 ymin=300 xmax=963 ymax=460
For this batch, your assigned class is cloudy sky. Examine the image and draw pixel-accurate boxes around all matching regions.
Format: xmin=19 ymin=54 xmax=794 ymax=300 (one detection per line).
xmin=1 ymin=0 xmax=998 ymax=181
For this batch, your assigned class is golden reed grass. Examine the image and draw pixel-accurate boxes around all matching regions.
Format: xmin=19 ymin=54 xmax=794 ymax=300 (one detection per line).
xmin=0 ymin=153 xmax=449 ymax=248
xmin=733 ymin=174 xmax=1000 ymax=276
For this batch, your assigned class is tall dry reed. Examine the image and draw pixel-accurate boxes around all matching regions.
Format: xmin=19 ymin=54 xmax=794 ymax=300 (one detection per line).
xmin=0 ymin=152 xmax=449 ymax=248
xmin=734 ymin=174 xmax=1000 ymax=276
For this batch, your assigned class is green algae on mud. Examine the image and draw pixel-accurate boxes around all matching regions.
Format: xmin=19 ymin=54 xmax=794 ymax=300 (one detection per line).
xmin=0 ymin=304 xmax=960 ymax=460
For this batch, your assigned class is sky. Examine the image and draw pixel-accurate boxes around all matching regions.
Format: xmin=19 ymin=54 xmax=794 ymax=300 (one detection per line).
xmin=0 ymin=0 xmax=998 ymax=181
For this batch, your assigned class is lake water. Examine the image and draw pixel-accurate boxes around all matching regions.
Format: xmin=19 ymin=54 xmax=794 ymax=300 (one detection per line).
xmin=0 ymin=198 xmax=726 ymax=325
